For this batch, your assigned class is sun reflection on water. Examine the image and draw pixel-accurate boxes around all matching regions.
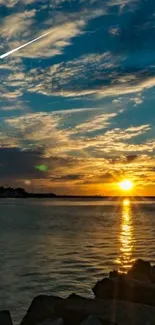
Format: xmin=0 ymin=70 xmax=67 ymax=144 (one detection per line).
xmin=118 ymin=199 xmax=134 ymax=272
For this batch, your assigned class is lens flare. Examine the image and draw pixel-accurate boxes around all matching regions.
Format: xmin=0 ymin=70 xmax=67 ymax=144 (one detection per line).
xmin=35 ymin=165 xmax=48 ymax=172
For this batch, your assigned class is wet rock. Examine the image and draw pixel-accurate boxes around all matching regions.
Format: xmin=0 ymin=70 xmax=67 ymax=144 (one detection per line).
xmin=93 ymin=276 xmax=155 ymax=306
xmin=67 ymin=293 xmax=87 ymax=300
xmin=0 ymin=311 xmax=13 ymax=325
xmin=54 ymin=298 xmax=118 ymax=325
xmin=54 ymin=301 xmax=87 ymax=325
xmin=109 ymin=271 xmax=119 ymax=279
xmin=80 ymin=315 xmax=102 ymax=325
xmin=39 ymin=318 xmax=64 ymax=325
xmin=127 ymin=259 xmax=152 ymax=281
xmin=150 ymin=265 xmax=155 ymax=284
xmin=20 ymin=295 xmax=63 ymax=325
xmin=21 ymin=295 xmax=119 ymax=325
xmin=80 ymin=315 xmax=115 ymax=325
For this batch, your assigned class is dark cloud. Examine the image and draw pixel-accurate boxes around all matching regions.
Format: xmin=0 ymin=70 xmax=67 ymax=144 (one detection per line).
xmin=50 ymin=174 xmax=84 ymax=182
xmin=126 ymin=155 xmax=138 ymax=163
xmin=0 ymin=147 xmax=45 ymax=180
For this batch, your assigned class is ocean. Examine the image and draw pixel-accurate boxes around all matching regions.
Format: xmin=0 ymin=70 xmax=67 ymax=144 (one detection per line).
xmin=0 ymin=198 xmax=155 ymax=324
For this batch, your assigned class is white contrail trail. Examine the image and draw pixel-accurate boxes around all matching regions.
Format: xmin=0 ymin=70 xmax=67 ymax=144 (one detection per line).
xmin=0 ymin=30 xmax=54 ymax=59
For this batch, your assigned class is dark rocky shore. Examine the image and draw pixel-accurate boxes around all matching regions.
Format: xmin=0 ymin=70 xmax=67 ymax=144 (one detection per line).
xmin=2 ymin=259 xmax=155 ymax=325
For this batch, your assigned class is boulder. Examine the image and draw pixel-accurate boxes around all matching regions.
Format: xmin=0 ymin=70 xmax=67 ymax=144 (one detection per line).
xmin=39 ymin=318 xmax=64 ymax=325
xmin=80 ymin=315 xmax=102 ymax=325
xmin=21 ymin=295 xmax=119 ymax=325
xmin=127 ymin=259 xmax=152 ymax=282
xmin=20 ymin=295 xmax=63 ymax=325
xmin=0 ymin=311 xmax=13 ymax=325
xmin=80 ymin=315 xmax=115 ymax=325
xmin=151 ymin=265 xmax=155 ymax=283
xmin=54 ymin=298 xmax=118 ymax=325
xmin=109 ymin=271 xmax=119 ymax=279
xmin=93 ymin=276 xmax=155 ymax=306
xmin=67 ymin=293 xmax=87 ymax=300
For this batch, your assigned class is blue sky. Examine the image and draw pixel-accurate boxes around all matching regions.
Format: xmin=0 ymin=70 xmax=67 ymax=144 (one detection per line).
xmin=0 ymin=0 xmax=155 ymax=195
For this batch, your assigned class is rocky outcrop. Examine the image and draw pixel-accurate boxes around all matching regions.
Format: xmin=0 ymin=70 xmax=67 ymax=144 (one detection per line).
xmin=93 ymin=259 xmax=155 ymax=307
xmin=20 ymin=295 xmax=63 ymax=325
xmin=38 ymin=319 xmax=64 ymax=325
xmin=0 ymin=311 xmax=13 ymax=325
xmin=93 ymin=276 xmax=155 ymax=306
xmin=127 ymin=259 xmax=153 ymax=282
xmin=67 ymin=294 xmax=87 ymax=300
xmin=80 ymin=315 xmax=102 ymax=325
xmin=20 ymin=295 xmax=118 ymax=325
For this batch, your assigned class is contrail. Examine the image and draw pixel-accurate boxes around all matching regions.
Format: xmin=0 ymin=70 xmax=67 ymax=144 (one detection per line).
xmin=0 ymin=30 xmax=54 ymax=59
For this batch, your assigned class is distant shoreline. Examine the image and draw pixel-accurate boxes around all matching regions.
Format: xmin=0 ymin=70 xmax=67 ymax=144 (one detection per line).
xmin=0 ymin=194 xmax=155 ymax=199
xmin=0 ymin=186 xmax=154 ymax=199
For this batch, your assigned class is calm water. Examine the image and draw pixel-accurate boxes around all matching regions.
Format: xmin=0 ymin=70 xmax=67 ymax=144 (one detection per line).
xmin=0 ymin=198 xmax=155 ymax=324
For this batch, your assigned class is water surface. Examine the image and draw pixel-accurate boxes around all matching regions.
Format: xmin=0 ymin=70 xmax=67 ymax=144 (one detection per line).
xmin=0 ymin=198 xmax=155 ymax=324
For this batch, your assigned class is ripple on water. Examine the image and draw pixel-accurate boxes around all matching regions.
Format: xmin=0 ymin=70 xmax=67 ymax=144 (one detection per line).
xmin=0 ymin=199 xmax=155 ymax=324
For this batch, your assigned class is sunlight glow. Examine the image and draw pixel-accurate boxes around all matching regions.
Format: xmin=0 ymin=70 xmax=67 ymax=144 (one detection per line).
xmin=123 ymin=199 xmax=130 ymax=206
xmin=117 ymin=199 xmax=134 ymax=272
xmin=119 ymin=179 xmax=133 ymax=191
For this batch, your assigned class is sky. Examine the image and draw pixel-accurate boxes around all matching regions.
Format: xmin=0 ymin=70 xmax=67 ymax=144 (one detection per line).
xmin=0 ymin=0 xmax=155 ymax=196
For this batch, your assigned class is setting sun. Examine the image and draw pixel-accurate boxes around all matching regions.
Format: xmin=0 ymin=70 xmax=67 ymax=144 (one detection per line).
xmin=119 ymin=180 xmax=134 ymax=191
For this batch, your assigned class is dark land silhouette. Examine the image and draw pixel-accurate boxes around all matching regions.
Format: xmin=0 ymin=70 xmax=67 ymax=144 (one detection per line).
xmin=0 ymin=186 xmax=56 ymax=198
xmin=0 ymin=186 xmax=155 ymax=199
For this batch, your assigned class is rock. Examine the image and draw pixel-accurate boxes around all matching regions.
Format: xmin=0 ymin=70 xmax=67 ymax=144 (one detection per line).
xmin=0 ymin=311 xmax=13 ymax=325
xmin=151 ymin=265 xmax=155 ymax=283
xmin=50 ymin=320 xmax=64 ymax=325
xmin=127 ymin=259 xmax=152 ymax=281
xmin=93 ymin=278 xmax=112 ymax=299
xmin=109 ymin=271 xmax=119 ymax=279
xmin=54 ymin=298 xmax=118 ymax=325
xmin=20 ymin=295 xmax=63 ymax=325
xmin=68 ymin=293 xmax=87 ymax=300
xmin=80 ymin=315 xmax=115 ymax=325
xmin=93 ymin=276 xmax=155 ymax=307
xmin=80 ymin=315 xmax=102 ymax=325
xmin=39 ymin=318 xmax=64 ymax=325
xmin=127 ymin=270 xmax=151 ymax=282
xmin=54 ymin=301 xmax=87 ymax=325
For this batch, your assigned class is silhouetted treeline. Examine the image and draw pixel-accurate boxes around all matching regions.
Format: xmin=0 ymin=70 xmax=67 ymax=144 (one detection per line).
xmin=0 ymin=187 xmax=56 ymax=198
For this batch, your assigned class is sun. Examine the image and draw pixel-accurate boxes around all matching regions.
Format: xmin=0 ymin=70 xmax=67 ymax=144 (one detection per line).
xmin=119 ymin=179 xmax=134 ymax=191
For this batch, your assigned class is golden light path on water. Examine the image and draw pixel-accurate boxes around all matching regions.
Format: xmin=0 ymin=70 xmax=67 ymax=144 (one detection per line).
xmin=118 ymin=199 xmax=134 ymax=272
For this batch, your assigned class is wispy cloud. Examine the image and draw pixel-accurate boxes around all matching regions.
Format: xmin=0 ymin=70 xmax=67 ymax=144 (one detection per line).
xmin=0 ymin=6 xmax=105 ymax=59
xmin=0 ymin=10 xmax=36 ymax=39
xmin=4 ymin=112 xmax=153 ymax=157
xmin=74 ymin=113 xmax=117 ymax=133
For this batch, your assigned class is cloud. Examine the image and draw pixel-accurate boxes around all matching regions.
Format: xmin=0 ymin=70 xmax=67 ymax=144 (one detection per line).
xmin=130 ymin=96 xmax=144 ymax=105
xmin=0 ymin=0 xmax=18 ymax=7
xmin=19 ymin=21 xmax=85 ymax=58
xmin=17 ymin=52 xmax=155 ymax=99
xmin=0 ymin=147 xmax=45 ymax=179
xmin=4 ymin=112 xmax=153 ymax=158
xmin=0 ymin=110 xmax=154 ymax=193
xmin=1 ymin=2 xmax=155 ymax=101
xmin=108 ymin=27 xmax=120 ymax=36
xmin=0 ymin=6 xmax=105 ymax=59
xmin=74 ymin=113 xmax=117 ymax=133
xmin=0 ymin=10 xmax=36 ymax=39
